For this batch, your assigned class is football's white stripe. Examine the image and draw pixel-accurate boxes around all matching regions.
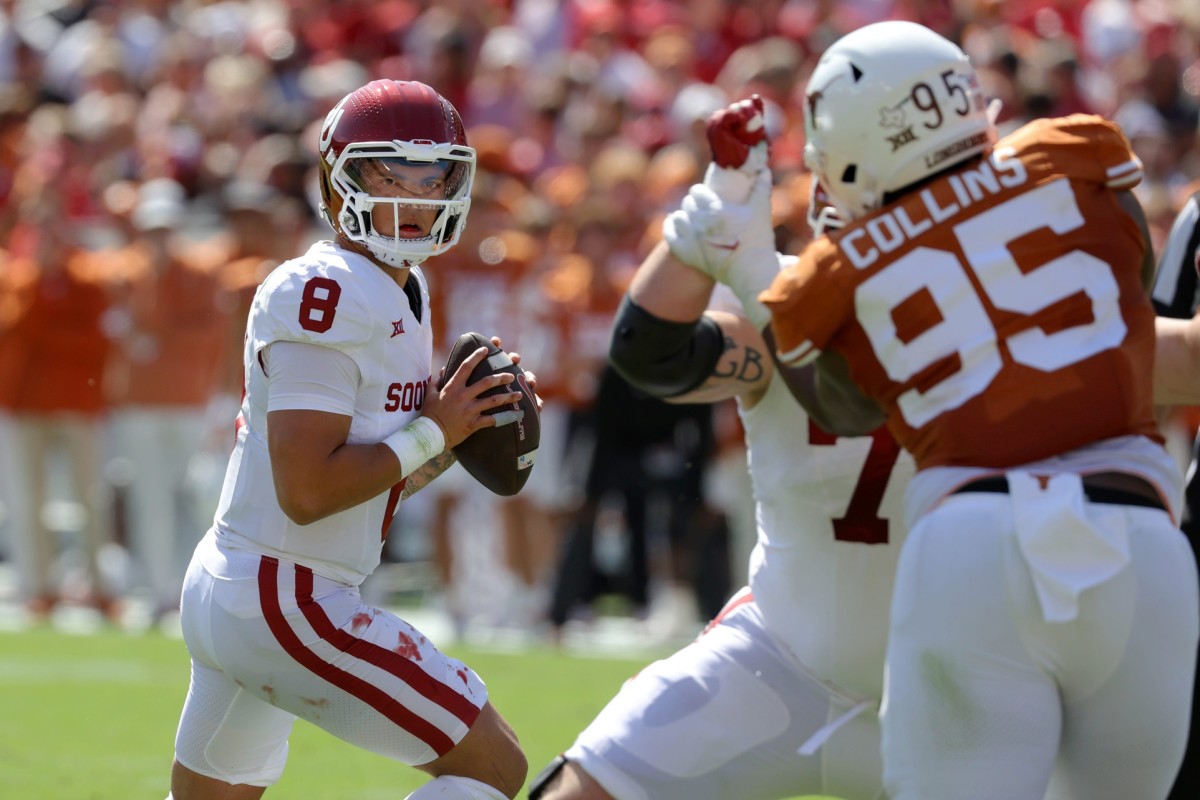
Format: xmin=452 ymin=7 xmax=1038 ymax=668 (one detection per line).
xmin=491 ymin=409 xmax=524 ymax=426
xmin=486 ymin=352 xmax=513 ymax=370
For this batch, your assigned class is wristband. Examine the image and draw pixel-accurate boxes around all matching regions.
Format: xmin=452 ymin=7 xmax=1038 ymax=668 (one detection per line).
xmin=383 ymin=416 xmax=445 ymax=478
xmin=707 ymin=247 xmax=783 ymax=332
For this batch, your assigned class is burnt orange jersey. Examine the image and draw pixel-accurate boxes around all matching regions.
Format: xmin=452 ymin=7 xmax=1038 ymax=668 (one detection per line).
xmin=4 ymin=250 xmax=115 ymax=415
xmin=424 ymin=230 xmax=536 ymax=358
xmin=108 ymin=243 xmax=231 ymax=407
xmin=762 ymin=115 xmax=1159 ymax=471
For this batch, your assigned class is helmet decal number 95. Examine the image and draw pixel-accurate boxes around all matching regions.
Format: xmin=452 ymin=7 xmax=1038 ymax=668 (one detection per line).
xmin=890 ymin=70 xmax=975 ymax=136
xmin=298 ymin=276 xmax=342 ymax=334
xmin=856 ymin=174 xmax=1126 ymax=429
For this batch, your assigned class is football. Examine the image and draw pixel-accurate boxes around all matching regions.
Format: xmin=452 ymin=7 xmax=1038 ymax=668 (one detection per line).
xmin=440 ymin=332 xmax=539 ymax=496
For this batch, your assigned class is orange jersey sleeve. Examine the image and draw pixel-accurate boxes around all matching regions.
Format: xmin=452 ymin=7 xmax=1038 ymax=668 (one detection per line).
xmin=7 ymin=253 xmax=115 ymax=415
xmin=762 ymin=115 xmax=1158 ymax=470
xmin=761 ymin=236 xmax=852 ymax=367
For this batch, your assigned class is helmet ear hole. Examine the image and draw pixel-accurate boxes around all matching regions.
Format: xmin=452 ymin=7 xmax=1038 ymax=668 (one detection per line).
xmin=841 ymin=165 xmax=857 ymax=184
xmin=340 ymin=209 xmax=360 ymax=234
xmin=440 ymin=214 xmax=460 ymax=244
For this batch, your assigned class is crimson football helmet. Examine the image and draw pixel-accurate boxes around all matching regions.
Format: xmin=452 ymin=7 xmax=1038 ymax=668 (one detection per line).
xmin=317 ymin=79 xmax=476 ymax=267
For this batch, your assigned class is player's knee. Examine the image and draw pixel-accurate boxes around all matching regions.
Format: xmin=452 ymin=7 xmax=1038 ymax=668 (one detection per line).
xmin=426 ymin=703 xmax=527 ymax=798
xmin=497 ymin=739 xmax=529 ymax=798
xmin=485 ymin=710 xmax=528 ymax=797
xmin=405 ymin=774 xmax=514 ymax=800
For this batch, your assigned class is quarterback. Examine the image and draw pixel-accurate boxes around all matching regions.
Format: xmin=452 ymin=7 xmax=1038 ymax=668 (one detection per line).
xmin=167 ymin=80 xmax=530 ymax=800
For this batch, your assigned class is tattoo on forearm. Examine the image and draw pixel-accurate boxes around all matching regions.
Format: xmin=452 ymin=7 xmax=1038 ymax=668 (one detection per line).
xmin=401 ymin=451 xmax=458 ymax=499
xmin=711 ymin=336 xmax=766 ymax=384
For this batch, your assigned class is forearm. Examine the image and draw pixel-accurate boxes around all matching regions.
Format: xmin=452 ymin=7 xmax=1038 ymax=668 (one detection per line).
xmin=1154 ymin=315 xmax=1200 ymax=405
xmin=812 ymin=351 xmax=887 ymax=434
xmin=628 ymin=242 xmax=716 ymax=321
xmin=283 ymin=416 xmax=449 ymax=519
xmin=402 ymin=450 xmax=458 ymax=499
xmin=270 ymin=431 xmax=422 ymax=525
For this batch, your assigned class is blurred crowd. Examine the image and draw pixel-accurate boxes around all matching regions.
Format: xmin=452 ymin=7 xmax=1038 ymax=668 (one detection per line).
xmin=1 ymin=0 xmax=1199 ymax=639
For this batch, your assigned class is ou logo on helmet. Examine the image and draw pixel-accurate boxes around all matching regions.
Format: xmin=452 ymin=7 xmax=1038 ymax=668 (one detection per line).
xmin=319 ymin=98 xmax=350 ymax=158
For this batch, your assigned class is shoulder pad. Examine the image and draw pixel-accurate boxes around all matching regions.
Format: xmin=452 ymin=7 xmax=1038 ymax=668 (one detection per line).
xmin=250 ymin=254 xmax=373 ymax=355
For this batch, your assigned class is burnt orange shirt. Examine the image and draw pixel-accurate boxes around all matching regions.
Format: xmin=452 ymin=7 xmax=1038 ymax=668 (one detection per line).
xmin=425 ymin=230 xmax=537 ymax=357
xmin=109 ymin=244 xmax=231 ymax=407
xmin=763 ymin=115 xmax=1159 ymax=470
xmin=216 ymin=253 xmax=277 ymax=398
xmin=534 ymin=253 xmax=628 ymax=409
xmin=0 ymin=253 xmax=36 ymax=409
xmin=4 ymin=251 xmax=115 ymax=415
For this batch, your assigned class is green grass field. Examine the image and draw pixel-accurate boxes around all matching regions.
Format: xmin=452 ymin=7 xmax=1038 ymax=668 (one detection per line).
xmin=0 ymin=626 xmax=840 ymax=799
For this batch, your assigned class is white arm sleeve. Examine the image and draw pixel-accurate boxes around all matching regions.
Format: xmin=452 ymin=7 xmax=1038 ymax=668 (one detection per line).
xmin=264 ymin=340 xmax=360 ymax=415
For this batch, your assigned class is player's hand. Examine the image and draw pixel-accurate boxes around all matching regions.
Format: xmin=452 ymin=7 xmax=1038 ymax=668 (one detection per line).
xmin=424 ymin=346 xmax=522 ymax=449
xmin=662 ymin=168 xmax=775 ymax=285
xmin=663 ymin=94 xmax=776 ymax=283
xmin=489 ymin=337 xmax=544 ymax=414
xmin=704 ymin=94 xmax=769 ymax=202
xmin=707 ymin=94 xmax=768 ymax=167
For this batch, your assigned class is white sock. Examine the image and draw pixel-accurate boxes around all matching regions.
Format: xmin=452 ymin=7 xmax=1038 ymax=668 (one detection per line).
xmin=404 ymin=774 xmax=509 ymax=800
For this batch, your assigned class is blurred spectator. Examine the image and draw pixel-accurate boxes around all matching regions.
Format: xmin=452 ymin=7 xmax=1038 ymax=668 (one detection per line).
xmin=0 ymin=87 xmax=30 ymax=238
xmin=214 ymin=179 xmax=309 ymax=400
xmin=0 ymin=239 xmax=22 ymax=594
xmin=421 ymin=211 xmax=546 ymax=634
xmin=547 ymin=364 xmax=724 ymax=638
xmin=3 ymin=192 xmax=120 ymax=621
xmin=666 ymin=81 xmax=730 ymax=165
xmin=106 ymin=178 xmax=232 ymax=623
xmin=466 ymin=25 xmax=535 ymax=130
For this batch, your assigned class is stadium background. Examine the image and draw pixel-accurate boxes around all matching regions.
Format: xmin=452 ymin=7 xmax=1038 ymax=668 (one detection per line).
xmin=1 ymin=0 xmax=1199 ymax=797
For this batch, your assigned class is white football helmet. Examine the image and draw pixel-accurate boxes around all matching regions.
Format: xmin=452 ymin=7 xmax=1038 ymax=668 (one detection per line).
xmin=803 ymin=21 xmax=996 ymax=223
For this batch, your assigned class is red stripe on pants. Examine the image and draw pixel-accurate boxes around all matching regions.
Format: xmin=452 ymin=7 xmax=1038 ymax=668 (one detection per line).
xmin=257 ymin=556 xmax=474 ymax=757
xmin=290 ymin=563 xmax=480 ymax=725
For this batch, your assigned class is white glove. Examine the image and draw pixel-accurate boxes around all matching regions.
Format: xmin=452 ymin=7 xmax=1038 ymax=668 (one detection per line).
xmin=662 ymin=150 xmax=780 ymax=330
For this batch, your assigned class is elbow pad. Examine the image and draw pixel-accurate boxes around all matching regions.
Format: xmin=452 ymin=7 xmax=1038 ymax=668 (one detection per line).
xmin=609 ymin=295 xmax=725 ymax=398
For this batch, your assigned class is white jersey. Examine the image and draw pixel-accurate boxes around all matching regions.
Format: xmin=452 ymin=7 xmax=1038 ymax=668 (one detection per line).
xmin=213 ymin=240 xmax=434 ymax=585
xmin=743 ymin=375 xmax=915 ymax=700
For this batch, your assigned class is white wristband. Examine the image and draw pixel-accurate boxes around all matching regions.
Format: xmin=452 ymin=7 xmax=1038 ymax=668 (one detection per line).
xmin=725 ymin=248 xmax=786 ymax=331
xmin=383 ymin=417 xmax=445 ymax=478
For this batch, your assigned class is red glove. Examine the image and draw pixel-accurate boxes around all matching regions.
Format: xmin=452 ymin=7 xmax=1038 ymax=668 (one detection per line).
xmin=706 ymin=95 xmax=768 ymax=169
